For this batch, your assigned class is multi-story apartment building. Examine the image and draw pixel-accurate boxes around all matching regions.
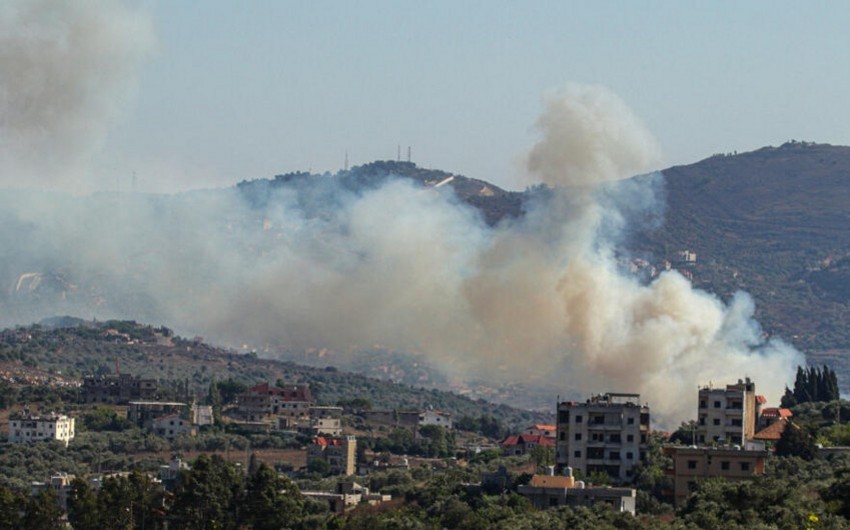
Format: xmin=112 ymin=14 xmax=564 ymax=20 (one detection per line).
xmin=555 ymin=393 xmax=650 ymax=483
xmin=8 ymin=412 xmax=76 ymax=446
xmin=304 ymin=406 xmax=343 ymax=436
xmin=82 ymin=373 xmax=157 ymax=404
xmin=237 ymin=382 xmax=313 ymax=426
xmin=695 ymin=378 xmax=761 ymax=446
xmin=663 ymin=446 xmax=768 ymax=506
xmin=308 ymin=435 xmax=357 ymax=476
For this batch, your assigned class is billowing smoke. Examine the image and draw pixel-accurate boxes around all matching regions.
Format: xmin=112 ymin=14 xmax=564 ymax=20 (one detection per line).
xmin=0 ymin=0 xmax=154 ymax=190
xmin=0 ymin=2 xmax=800 ymax=427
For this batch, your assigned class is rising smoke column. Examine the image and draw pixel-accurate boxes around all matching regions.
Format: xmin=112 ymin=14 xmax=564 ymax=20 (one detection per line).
xmin=0 ymin=0 xmax=154 ymax=190
xmin=0 ymin=2 xmax=800 ymax=430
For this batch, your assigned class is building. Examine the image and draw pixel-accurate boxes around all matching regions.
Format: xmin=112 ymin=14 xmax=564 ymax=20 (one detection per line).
xmin=308 ymin=435 xmax=357 ymax=476
xmin=236 ymin=382 xmax=313 ymax=426
xmin=361 ymin=409 xmax=452 ymax=431
xmin=517 ymin=468 xmax=636 ymax=514
xmin=128 ymin=401 xmax=188 ymax=429
xmin=31 ymin=474 xmax=76 ymax=511
xmin=302 ymin=481 xmax=391 ymax=514
xmin=757 ymin=407 xmax=792 ymax=430
xmin=8 ymin=412 xmax=75 ymax=446
xmin=663 ymin=445 xmax=768 ymax=506
xmin=696 ymin=378 xmax=761 ymax=446
xmin=82 ymin=373 xmax=157 ymax=404
xmin=193 ymin=404 xmax=214 ymax=426
xmin=419 ymin=410 xmax=452 ymax=429
xmin=501 ymin=434 xmax=555 ymax=456
xmin=151 ymin=414 xmax=195 ymax=440
xmin=303 ymin=406 xmax=343 ymax=436
xmin=555 ymin=393 xmax=650 ymax=482
xmin=525 ymin=424 xmax=557 ymax=438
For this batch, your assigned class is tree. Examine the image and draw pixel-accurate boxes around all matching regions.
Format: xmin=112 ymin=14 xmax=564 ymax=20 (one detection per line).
xmin=22 ymin=488 xmax=63 ymax=530
xmin=169 ymin=454 xmax=243 ymax=529
xmin=0 ymin=485 xmax=23 ymax=530
xmin=240 ymin=463 xmax=304 ymax=530
xmin=67 ymin=478 xmax=99 ymax=530
xmin=775 ymin=422 xmax=816 ymax=460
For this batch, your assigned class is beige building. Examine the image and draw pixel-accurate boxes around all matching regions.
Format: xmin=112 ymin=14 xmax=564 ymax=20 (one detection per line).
xmin=8 ymin=412 xmax=75 ymax=446
xmin=308 ymin=435 xmax=357 ymax=476
xmin=555 ymin=393 xmax=650 ymax=483
xmin=517 ymin=469 xmax=636 ymax=514
xmin=696 ymin=378 xmax=761 ymax=446
xmin=663 ymin=445 xmax=768 ymax=506
xmin=151 ymin=413 xmax=195 ymax=440
xmin=237 ymin=382 xmax=313 ymax=427
xmin=304 ymin=406 xmax=343 ymax=436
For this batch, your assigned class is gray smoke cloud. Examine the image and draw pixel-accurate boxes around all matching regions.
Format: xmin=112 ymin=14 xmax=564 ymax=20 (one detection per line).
xmin=0 ymin=0 xmax=154 ymax=190
xmin=0 ymin=1 xmax=801 ymax=427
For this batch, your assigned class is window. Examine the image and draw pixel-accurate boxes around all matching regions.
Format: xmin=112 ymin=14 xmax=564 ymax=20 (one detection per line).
xmin=713 ymin=418 xmax=720 ymax=426
xmin=609 ymin=451 xmax=620 ymax=460
xmin=627 ymin=417 xmax=635 ymax=425
xmin=627 ymin=434 xmax=634 ymax=442
xmin=699 ymin=400 xmax=707 ymax=408
xmin=610 ymin=434 xmax=621 ymax=443
xmin=687 ymin=460 xmax=697 ymax=470
xmin=740 ymin=462 xmax=750 ymax=471
xmin=574 ymin=450 xmax=581 ymax=458
xmin=558 ymin=410 xmax=569 ymax=423
xmin=721 ymin=461 xmax=730 ymax=470
xmin=560 ymin=432 xmax=566 ymax=441
xmin=626 ymin=452 xmax=634 ymax=459
xmin=731 ymin=419 xmax=742 ymax=427
xmin=714 ymin=401 xmax=721 ymax=408
xmin=575 ymin=415 xmax=583 ymax=424
xmin=575 ymin=433 xmax=582 ymax=441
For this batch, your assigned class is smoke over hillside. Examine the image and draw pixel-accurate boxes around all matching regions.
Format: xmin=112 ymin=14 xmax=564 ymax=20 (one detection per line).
xmin=0 ymin=5 xmax=800 ymax=426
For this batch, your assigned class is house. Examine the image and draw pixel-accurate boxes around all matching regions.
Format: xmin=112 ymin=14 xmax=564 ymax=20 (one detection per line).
xmin=695 ymin=378 xmax=761 ymax=446
xmin=517 ymin=468 xmax=636 ymax=514
xmin=555 ymin=393 xmax=650 ymax=482
xmin=82 ymin=373 xmax=157 ymax=404
xmin=757 ymin=407 xmax=792 ymax=430
xmin=236 ymin=382 xmax=313 ymax=427
xmin=308 ymin=435 xmax=357 ymax=476
xmin=525 ymin=424 xmax=557 ymax=438
xmin=151 ymin=414 xmax=195 ymax=440
xmin=361 ymin=409 xmax=452 ymax=431
xmin=8 ymin=412 xmax=75 ymax=446
xmin=301 ymin=481 xmax=391 ymax=514
xmin=192 ymin=404 xmax=214 ymax=426
xmin=128 ymin=401 xmax=188 ymax=429
xmin=301 ymin=406 xmax=343 ymax=436
xmin=501 ymin=434 xmax=555 ymax=456
xmin=419 ymin=410 xmax=452 ymax=429
xmin=663 ymin=445 xmax=768 ymax=506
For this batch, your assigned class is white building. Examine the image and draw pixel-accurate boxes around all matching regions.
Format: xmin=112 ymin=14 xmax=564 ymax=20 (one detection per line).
xmin=419 ymin=410 xmax=452 ymax=429
xmin=696 ymin=378 xmax=760 ymax=446
xmin=8 ymin=412 xmax=75 ymax=446
xmin=555 ymin=393 xmax=650 ymax=483
xmin=151 ymin=414 xmax=195 ymax=440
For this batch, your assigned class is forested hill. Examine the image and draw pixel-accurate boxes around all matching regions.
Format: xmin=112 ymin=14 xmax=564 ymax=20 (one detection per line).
xmin=0 ymin=319 xmax=548 ymax=429
xmin=640 ymin=142 xmax=850 ymax=371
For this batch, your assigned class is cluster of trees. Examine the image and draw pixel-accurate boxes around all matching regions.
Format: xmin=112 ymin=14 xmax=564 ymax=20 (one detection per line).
xmin=369 ymin=425 xmax=457 ymax=459
xmin=781 ymin=364 xmax=840 ymax=407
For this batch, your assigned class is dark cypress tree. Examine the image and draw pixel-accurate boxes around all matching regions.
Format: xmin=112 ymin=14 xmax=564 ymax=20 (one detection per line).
xmin=792 ymin=366 xmax=807 ymax=404
xmin=780 ymin=386 xmax=796 ymax=408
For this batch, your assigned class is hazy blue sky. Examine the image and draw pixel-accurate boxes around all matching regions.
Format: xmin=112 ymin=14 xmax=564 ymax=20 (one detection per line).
xmin=97 ymin=1 xmax=850 ymax=191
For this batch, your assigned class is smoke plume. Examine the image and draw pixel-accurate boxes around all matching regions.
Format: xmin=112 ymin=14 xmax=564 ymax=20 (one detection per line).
xmin=0 ymin=2 xmax=800 ymax=428
xmin=0 ymin=0 xmax=154 ymax=190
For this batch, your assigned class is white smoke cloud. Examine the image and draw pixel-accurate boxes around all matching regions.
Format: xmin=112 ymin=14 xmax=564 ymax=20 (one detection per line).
xmin=0 ymin=0 xmax=154 ymax=190
xmin=0 ymin=3 xmax=800 ymax=433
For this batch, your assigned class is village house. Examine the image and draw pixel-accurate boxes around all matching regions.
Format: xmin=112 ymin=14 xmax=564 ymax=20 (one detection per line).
xmin=524 ymin=424 xmax=557 ymax=438
xmin=500 ymin=434 xmax=555 ymax=456
xmin=517 ymin=467 xmax=636 ymax=514
xmin=301 ymin=480 xmax=391 ymax=514
xmin=128 ymin=401 xmax=189 ymax=429
xmin=307 ymin=435 xmax=357 ymax=476
xmin=236 ymin=382 xmax=313 ymax=427
xmin=663 ymin=445 xmax=769 ymax=507
xmin=82 ymin=373 xmax=158 ymax=404
xmin=555 ymin=393 xmax=650 ymax=482
xmin=361 ymin=408 xmax=452 ymax=431
xmin=8 ymin=411 xmax=75 ymax=446
xmin=151 ymin=413 xmax=195 ymax=440
xmin=302 ymin=406 xmax=343 ymax=436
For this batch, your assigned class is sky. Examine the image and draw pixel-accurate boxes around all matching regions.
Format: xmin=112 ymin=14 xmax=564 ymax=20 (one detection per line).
xmin=83 ymin=1 xmax=850 ymax=192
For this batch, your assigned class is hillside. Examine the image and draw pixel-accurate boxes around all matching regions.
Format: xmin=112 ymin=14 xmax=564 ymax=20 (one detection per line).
xmin=0 ymin=320 xmax=548 ymax=429
xmin=640 ymin=142 xmax=850 ymax=378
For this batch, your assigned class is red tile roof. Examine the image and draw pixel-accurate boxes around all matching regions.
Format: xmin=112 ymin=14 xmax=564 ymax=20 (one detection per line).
xmin=753 ymin=418 xmax=794 ymax=441
xmin=756 ymin=395 xmax=768 ymax=404
xmin=501 ymin=434 xmax=555 ymax=447
xmin=761 ymin=407 xmax=793 ymax=418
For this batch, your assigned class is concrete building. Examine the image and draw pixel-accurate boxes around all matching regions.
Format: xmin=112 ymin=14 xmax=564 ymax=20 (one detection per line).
xmin=8 ymin=412 xmax=75 ymax=446
xmin=361 ymin=409 xmax=452 ymax=431
xmin=555 ymin=393 xmax=650 ymax=483
xmin=192 ymin=404 xmax=214 ymax=426
xmin=525 ymin=424 xmax=557 ymax=438
xmin=301 ymin=481 xmax=391 ymax=514
xmin=419 ymin=409 xmax=452 ymax=429
xmin=303 ymin=406 xmax=343 ymax=436
xmin=82 ymin=373 xmax=157 ymax=404
xmin=501 ymin=434 xmax=555 ymax=456
xmin=236 ymin=382 xmax=313 ymax=426
xmin=663 ymin=445 xmax=768 ymax=507
xmin=151 ymin=413 xmax=195 ymax=440
xmin=696 ymin=378 xmax=761 ymax=446
xmin=517 ymin=469 xmax=636 ymax=514
xmin=128 ymin=401 xmax=188 ymax=429
xmin=308 ymin=435 xmax=357 ymax=476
